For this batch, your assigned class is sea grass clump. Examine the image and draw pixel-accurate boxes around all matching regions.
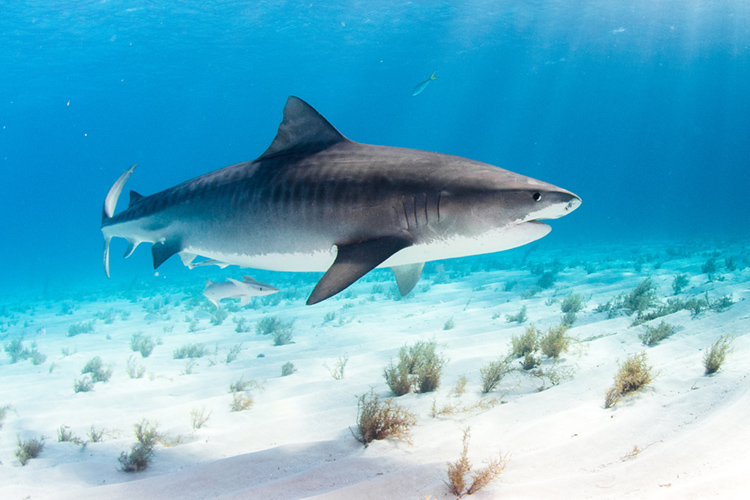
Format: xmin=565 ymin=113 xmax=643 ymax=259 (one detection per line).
xmin=130 ymin=332 xmax=155 ymax=358
xmin=351 ymin=390 xmax=416 ymax=446
xmin=539 ymin=324 xmax=571 ymax=359
xmin=510 ymin=326 xmax=539 ymax=358
xmin=703 ymin=335 xmax=733 ymax=375
xmin=446 ymin=428 xmax=508 ymax=497
xmin=604 ymin=352 xmax=655 ymax=408
xmin=479 ymin=356 xmax=512 ymax=394
xmin=118 ymin=420 xmax=162 ymax=472
xmin=383 ymin=340 xmax=447 ymax=396
xmin=16 ymin=436 xmax=45 ymax=466
xmin=81 ymin=356 xmax=113 ymax=383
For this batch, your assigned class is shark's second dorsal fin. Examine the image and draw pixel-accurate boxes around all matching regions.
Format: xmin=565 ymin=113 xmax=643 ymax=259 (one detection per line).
xmin=257 ymin=96 xmax=348 ymax=161
xmin=129 ymin=190 xmax=145 ymax=207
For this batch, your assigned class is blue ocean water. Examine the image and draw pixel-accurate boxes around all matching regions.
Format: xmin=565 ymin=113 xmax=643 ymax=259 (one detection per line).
xmin=1 ymin=0 xmax=749 ymax=298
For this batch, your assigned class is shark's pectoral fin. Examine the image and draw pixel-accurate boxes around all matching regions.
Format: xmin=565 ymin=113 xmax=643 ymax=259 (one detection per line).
xmin=152 ymin=239 xmax=182 ymax=269
xmin=307 ymin=236 xmax=412 ymax=305
xmin=390 ymin=263 xmax=425 ymax=297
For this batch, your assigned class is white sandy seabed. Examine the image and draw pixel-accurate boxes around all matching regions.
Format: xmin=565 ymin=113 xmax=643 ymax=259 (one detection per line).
xmin=1 ymin=240 xmax=749 ymax=500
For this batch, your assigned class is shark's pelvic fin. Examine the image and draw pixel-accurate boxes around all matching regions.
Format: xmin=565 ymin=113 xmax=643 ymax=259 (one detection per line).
xmin=152 ymin=238 xmax=182 ymax=269
xmin=123 ymin=239 xmax=140 ymax=259
xmin=390 ymin=262 xmax=425 ymax=296
xmin=257 ymin=96 xmax=349 ymax=161
xmin=307 ymin=236 xmax=412 ymax=305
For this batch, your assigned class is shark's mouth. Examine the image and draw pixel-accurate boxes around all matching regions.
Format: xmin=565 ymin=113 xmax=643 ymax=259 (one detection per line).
xmin=523 ymin=195 xmax=582 ymax=222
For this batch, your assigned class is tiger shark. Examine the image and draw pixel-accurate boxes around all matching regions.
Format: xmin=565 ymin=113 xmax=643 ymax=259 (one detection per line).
xmin=101 ymin=96 xmax=581 ymax=305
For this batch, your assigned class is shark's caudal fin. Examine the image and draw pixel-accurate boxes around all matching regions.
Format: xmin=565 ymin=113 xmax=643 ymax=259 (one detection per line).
xmin=307 ymin=236 xmax=413 ymax=305
xmin=102 ymin=164 xmax=137 ymax=278
xmin=256 ymin=96 xmax=349 ymax=161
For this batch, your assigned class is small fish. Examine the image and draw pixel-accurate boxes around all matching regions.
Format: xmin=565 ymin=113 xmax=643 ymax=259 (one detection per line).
xmin=203 ymin=276 xmax=280 ymax=308
xmin=412 ymin=71 xmax=439 ymax=96
xmin=612 ymin=27 xmax=626 ymax=34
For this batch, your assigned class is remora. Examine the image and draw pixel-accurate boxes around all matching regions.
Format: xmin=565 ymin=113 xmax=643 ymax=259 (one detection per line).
xmin=101 ymin=96 xmax=581 ymax=305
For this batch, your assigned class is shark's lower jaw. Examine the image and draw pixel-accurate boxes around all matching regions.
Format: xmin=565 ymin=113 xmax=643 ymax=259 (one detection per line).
xmin=181 ymin=221 xmax=551 ymax=274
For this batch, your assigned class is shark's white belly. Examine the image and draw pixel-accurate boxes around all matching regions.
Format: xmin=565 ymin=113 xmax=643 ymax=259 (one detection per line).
xmin=183 ymin=221 xmax=550 ymax=273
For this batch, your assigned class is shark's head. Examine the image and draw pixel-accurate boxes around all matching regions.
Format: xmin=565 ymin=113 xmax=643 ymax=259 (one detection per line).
xmin=435 ymin=163 xmax=581 ymax=254
xmin=504 ymin=182 xmax=582 ymax=223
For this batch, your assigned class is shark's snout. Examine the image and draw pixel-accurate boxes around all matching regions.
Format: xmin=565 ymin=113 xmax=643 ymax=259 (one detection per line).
xmin=566 ymin=195 xmax=582 ymax=213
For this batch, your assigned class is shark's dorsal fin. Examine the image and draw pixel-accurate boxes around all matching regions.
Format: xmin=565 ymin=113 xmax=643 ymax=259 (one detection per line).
xmin=129 ymin=190 xmax=145 ymax=207
xmin=307 ymin=236 xmax=412 ymax=305
xmin=257 ymin=96 xmax=348 ymax=161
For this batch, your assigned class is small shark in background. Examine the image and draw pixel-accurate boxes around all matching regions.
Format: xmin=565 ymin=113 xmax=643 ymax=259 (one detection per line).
xmin=101 ymin=96 xmax=581 ymax=305
xmin=203 ymin=276 xmax=279 ymax=308
xmin=412 ymin=71 xmax=438 ymax=96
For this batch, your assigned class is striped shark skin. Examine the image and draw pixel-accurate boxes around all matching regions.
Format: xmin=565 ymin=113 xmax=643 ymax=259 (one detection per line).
xmin=101 ymin=96 xmax=581 ymax=305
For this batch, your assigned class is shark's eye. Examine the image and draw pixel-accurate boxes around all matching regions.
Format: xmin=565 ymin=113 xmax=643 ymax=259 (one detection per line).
xmin=532 ymin=192 xmax=542 ymax=202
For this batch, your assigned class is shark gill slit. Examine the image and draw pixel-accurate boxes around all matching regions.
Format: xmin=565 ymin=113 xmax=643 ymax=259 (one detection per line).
xmin=436 ymin=191 xmax=441 ymax=222
xmin=412 ymin=196 xmax=419 ymax=228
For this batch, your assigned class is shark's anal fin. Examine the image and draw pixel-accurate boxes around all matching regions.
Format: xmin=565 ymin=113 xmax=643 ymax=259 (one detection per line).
xmin=307 ymin=236 xmax=412 ymax=305
xmin=390 ymin=263 xmax=425 ymax=297
xmin=152 ymin=239 xmax=182 ymax=270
